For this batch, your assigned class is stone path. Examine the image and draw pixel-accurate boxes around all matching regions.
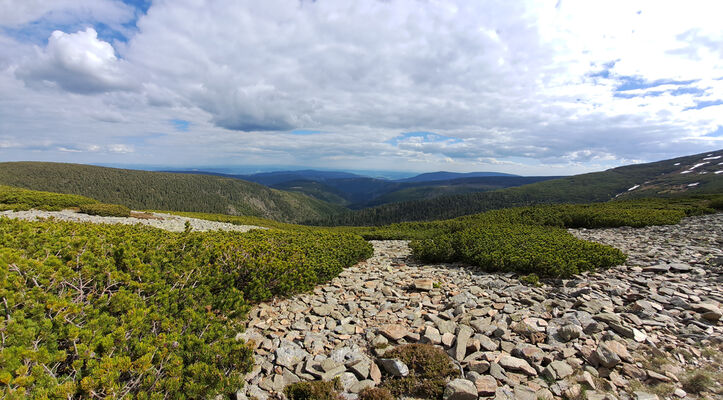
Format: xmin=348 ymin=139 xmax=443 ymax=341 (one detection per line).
xmin=0 ymin=209 xmax=263 ymax=232
xmin=238 ymin=214 xmax=723 ymax=400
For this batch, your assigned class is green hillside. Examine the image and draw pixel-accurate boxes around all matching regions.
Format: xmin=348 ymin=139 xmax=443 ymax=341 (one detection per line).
xmin=0 ymin=162 xmax=343 ymax=223
xmin=313 ymin=149 xmax=723 ymax=225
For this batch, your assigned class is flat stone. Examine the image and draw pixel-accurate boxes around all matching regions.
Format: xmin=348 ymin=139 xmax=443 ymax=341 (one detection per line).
xmin=647 ymin=370 xmax=671 ymax=382
xmin=473 ymin=375 xmax=497 ymax=396
xmin=455 ymin=325 xmax=474 ymax=361
xmin=632 ymin=328 xmax=647 ymax=342
xmin=442 ymin=332 xmax=456 ymax=347
xmin=349 ymin=380 xmax=376 ymax=394
xmin=321 ymin=358 xmax=341 ymax=372
xmin=511 ymin=344 xmax=544 ymax=364
xmin=313 ymin=304 xmax=334 ymax=316
xmin=634 ymin=392 xmax=659 ymax=400
xmin=544 ymin=360 xmax=574 ymax=380
xmin=478 ymin=335 xmax=499 ymax=351
xmin=468 ymin=360 xmax=490 ymax=374
xmin=443 ymin=378 xmax=478 ymax=400
xmin=414 ymin=278 xmax=434 ymax=291
xmin=275 ymin=341 xmax=308 ymax=368
xmin=320 ymin=365 xmax=346 ymax=381
xmin=668 ymin=263 xmax=692 ymax=272
xmin=605 ymin=340 xmax=632 ymax=362
xmin=643 ymin=264 xmax=670 ymax=273
xmin=369 ymin=361 xmax=382 ymax=384
xmin=499 ymin=355 xmax=537 ymax=376
xmin=423 ymin=326 xmax=442 ymax=345
xmin=338 ymin=372 xmax=359 ymax=391
xmin=379 ymin=324 xmax=408 ymax=341
xmin=514 ymin=385 xmax=538 ymax=400
xmin=349 ymin=360 xmax=370 ymax=380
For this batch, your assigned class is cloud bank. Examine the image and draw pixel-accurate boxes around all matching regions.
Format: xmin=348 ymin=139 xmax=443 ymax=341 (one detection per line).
xmin=0 ymin=0 xmax=721 ymax=174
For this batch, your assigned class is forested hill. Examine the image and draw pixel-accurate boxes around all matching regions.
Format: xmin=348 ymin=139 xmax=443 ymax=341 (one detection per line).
xmin=0 ymin=162 xmax=343 ymax=223
xmin=312 ymin=149 xmax=723 ymax=226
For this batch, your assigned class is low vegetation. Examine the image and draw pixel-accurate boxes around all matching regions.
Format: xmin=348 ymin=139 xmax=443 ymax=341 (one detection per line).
xmin=0 ymin=218 xmax=371 ymax=399
xmin=380 ymin=344 xmax=459 ymax=399
xmin=0 ymin=185 xmax=97 ymax=211
xmin=79 ymin=203 xmax=132 ymax=217
xmin=284 ymin=379 xmax=343 ymax=400
xmin=358 ymin=387 xmax=395 ymax=400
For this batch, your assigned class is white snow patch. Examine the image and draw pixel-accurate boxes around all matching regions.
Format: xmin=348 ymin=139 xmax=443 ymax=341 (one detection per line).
xmin=703 ymin=155 xmax=721 ymax=160
xmin=689 ymin=162 xmax=709 ymax=170
xmin=673 ymin=162 xmax=681 ymax=166
xmin=627 ymin=185 xmax=640 ymax=191
xmin=681 ymin=170 xmax=692 ymax=174
xmin=716 ymin=170 xmax=723 ymax=174
xmin=687 ymin=182 xmax=699 ymax=187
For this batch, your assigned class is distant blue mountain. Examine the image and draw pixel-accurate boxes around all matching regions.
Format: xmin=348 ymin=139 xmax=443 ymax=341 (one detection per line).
xmin=397 ymin=171 xmax=518 ymax=183
xmin=240 ymin=170 xmax=365 ymax=185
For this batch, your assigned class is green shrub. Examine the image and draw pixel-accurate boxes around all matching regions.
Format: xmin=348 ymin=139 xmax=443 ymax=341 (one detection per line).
xmin=0 ymin=185 xmax=97 ymax=211
xmin=0 ymin=203 xmax=32 ymax=211
xmin=381 ymin=344 xmax=459 ymax=399
xmin=0 ymin=218 xmax=372 ymax=399
xmin=411 ymin=223 xmax=626 ymax=278
xmin=709 ymin=197 xmax=723 ymax=211
xmin=284 ymin=379 xmax=343 ymax=400
xmin=79 ymin=203 xmax=132 ymax=217
xmin=520 ymin=273 xmax=541 ymax=286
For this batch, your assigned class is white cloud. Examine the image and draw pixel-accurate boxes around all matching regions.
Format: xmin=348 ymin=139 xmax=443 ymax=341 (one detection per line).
xmin=0 ymin=0 xmax=721 ymax=173
xmin=16 ymin=28 xmax=134 ymax=93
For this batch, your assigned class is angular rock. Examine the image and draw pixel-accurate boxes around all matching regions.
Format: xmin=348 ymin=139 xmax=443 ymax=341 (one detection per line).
xmin=558 ymin=324 xmax=583 ymax=342
xmin=423 ymin=326 xmax=442 ymax=345
xmin=442 ymin=332 xmax=456 ymax=347
xmin=350 ymin=380 xmax=376 ymax=394
xmin=473 ymin=375 xmax=497 ymax=396
xmin=338 ymin=372 xmax=359 ymax=391
xmin=592 ymin=342 xmax=621 ymax=368
xmin=499 ymin=355 xmax=537 ymax=376
xmin=275 ymin=341 xmax=308 ymax=368
xmin=414 ymin=278 xmax=434 ymax=291
xmin=369 ymin=361 xmax=382 ymax=384
xmin=643 ymin=264 xmax=670 ymax=273
xmin=455 ymin=325 xmax=473 ymax=361
xmin=379 ymin=359 xmax=409 ymax=377
xmin=634 ymin=392 xmax=659 ymax=400
xmin=544 ymin=360 xmax=574 ymax=380
xmin=379 ymin=324 xmax=408 ymax=341
xmin=443 ymin=378 xmax=478 ymax=400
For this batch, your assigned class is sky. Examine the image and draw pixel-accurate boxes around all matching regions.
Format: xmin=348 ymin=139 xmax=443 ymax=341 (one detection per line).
xmin=0 ymin=0 xmax=722 ymax=176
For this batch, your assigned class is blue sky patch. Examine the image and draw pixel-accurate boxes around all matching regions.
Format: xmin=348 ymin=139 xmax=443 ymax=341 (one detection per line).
xmin=615 ymin=76 xmax=697 ymax=93
xmin=704 ymin=126 xmax=723 ymax=137
xmin=387 ymin=131 xmax=462 ymax=145
xmin=686 ymin=99 xmax=723 ymax=110
xmin=170 ymin=119 xmax=191 ymax=132
xmin=289 ymin=130 xmax=323 ymax=135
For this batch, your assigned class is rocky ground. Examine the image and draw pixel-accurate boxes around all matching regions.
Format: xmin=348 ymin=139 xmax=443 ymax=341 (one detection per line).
xmin=0 ymin=209 xmax=263 ymax=232
xmin=237 ymin=214 xmax=723 ymax=400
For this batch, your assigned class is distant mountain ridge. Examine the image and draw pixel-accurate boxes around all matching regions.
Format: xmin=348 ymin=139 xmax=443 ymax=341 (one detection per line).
xmin=166 ymin=169 xmax=542 ymax=207
xmin=312 ymin=149 xmax=723 ymax=225
xmin=396 ymin=171 xmax=517 ymax=183
xmin=0 ymin=162 xmax=343 ymax=223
